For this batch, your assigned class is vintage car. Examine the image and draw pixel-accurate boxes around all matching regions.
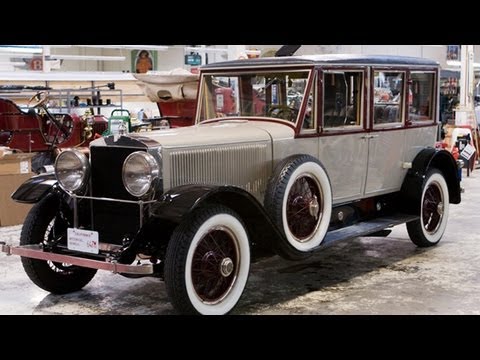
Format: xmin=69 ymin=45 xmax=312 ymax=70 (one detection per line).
xmin=134 ymin=68 xmax=265 ymax=128
xmin=134 ymin=69 xmax=199 ymax=128
xmin=0 ymin=91 xmax=108 ymax=172
xmin=1 ymin=54 xmax=461 ymax=315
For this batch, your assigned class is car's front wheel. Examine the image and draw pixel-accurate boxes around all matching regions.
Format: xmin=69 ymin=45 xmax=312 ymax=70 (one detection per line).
xmin=164 ymin=205 xmax=250 ymax=315
xmin=407 ymin=169 xmax=450 ymax=247
xmin=20 ymin=194 xmax=97 ymax=294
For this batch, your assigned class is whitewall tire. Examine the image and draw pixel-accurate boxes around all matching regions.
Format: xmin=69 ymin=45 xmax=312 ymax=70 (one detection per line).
xmin=265 ymin=155 xmax=332 ymax=260
xmin=407 ymin=169 xmax=449 ymax=247
xmin=164 ymin=205 xmax=250 ymax=315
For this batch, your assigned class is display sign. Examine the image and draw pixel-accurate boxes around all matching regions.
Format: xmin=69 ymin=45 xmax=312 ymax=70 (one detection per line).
xmin=68 ymin=228 xmax=99 ymax=254
xmin=460 ymin=143 xmax=476 ymax=160
xmin=185 ymin=53 xmax=202 ymax=66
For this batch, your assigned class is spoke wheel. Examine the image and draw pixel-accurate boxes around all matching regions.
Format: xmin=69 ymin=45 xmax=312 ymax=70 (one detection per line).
xmin=286 ymin=175 xmax=322 ymax=241
xmin=191 ymin=227 xmax=239 ymax=304
xmin=407 ymin=169 xmax=449 ymax=247
xmin=422 ymin=181 xmax=444 ymax=234
xmin=264 ymin=154 xmax=332 ymax=260
xmin=165 ymin=205 xmax=250 ymax=315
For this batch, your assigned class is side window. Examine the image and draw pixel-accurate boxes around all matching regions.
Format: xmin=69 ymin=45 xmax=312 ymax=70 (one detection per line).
xmin=301 ymin=86 xmax=315 ymax=131
xmin=373 ymin=71 xmax=404 ymax=125
xmin=323 ymin=71 xmax=363 ymax=129
xmin=409 ymin=72 xmax=435 ymax=122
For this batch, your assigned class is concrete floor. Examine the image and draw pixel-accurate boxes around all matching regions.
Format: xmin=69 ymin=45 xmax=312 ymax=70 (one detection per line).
xmin=1 ymin=170 xmax=480 ymax=315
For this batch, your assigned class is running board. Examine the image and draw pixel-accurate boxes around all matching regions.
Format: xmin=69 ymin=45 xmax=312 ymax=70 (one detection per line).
xmin=319 ymin=213 xmax=419 ymax=249
xmin=0 ymin=243 xmax=153 ymax=275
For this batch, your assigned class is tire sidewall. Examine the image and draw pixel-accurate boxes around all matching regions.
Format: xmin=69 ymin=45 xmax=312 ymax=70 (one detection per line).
xmin=184 ymin=213 xmax=250 ymax=315
xmin=280 ymin=160 xmax=332 ymax=251
xmin=420 ymin=171 xmax=449 ymax=244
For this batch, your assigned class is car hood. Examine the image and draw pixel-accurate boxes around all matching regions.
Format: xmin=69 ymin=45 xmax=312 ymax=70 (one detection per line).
xmin=114 ymin=120 xmax=295 ymax=148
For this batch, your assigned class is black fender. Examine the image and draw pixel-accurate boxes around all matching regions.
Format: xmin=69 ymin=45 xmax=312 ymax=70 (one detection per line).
xmin=148 ymin=184 xmax=285 ymax=254
xmin=11 ymin=172 xmax=58 ymax=204
xmin=400 ymin=148 xmax=461 ymax=214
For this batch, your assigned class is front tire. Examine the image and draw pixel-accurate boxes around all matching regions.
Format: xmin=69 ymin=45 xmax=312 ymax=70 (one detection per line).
xmin=20 ymin=195 xmax=97 ymax=294
xmin=407 ymin=169 xmax=449 ymax=247
xmin=164 ymin=205 xmax=250 ymax=315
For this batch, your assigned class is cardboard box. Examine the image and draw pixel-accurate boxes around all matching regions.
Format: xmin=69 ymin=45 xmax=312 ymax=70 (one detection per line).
xmin=0 ymin=153 xmax=35 ymax=176
xmin=0 ymin=173 xmax=33 ymax=226
xmin=0 ymin=153 xmax=35 ymax=226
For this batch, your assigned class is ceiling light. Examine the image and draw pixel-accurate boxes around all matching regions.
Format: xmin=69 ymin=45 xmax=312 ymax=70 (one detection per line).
xmin=0 ymin=46 xmax=42 ymax=54
xmin=50 ymin=55 xmax=126 ymax=61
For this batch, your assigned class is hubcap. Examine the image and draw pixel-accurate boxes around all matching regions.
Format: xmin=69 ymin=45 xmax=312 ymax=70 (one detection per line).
xmin=437 ymin=202 xmax=444 ymax=216
xmin=220 ymin=258 xmax=234 ymax=277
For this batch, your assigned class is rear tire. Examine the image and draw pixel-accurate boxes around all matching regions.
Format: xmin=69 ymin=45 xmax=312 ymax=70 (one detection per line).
xmin=164 ymin=205 xmax=250 ymax=315
xmin=20 ymin=195 xmax=97 ymax=294
xmin=407 ymin=169 xmax=449 ymax=247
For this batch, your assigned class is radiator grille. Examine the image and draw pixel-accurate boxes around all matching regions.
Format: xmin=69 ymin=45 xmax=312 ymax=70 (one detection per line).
xmin=89 ymin=146 xmax=144 ymax=244
xmin=167 ymin=143 xmax=269 ymax=199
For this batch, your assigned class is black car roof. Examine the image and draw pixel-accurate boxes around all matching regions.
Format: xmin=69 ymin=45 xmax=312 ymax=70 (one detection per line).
xmin=201 ymin=54 xmax=438 ymax=68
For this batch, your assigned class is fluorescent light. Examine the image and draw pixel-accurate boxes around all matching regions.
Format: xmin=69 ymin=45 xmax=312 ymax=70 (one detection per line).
xmin=446 ymin=60 xmax=480 ymax=68
xmin=0 ymin=46 xmax=42 ymax=54
xmin=0 ymin=61 xmax=25 ymax=66
xmin=77 ymin=45 xmax=169 ymax=51
xmin=446 ymin=60 xmax=461 ymax=67
xmin=0 ymin=71 xmax=136 ymax=81
xmin=50 ymin=55 xmax=126 ymax=61
xmin=184 ymin=46 xmax=229 ymax=53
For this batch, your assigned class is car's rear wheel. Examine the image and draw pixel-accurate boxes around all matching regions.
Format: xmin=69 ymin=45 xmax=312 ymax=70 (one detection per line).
xmin=407 ymin=169 xmax=449 ymax=247
xmin=265 ymin=155 xmax=332 ymax=260
xmin=164 ymin=205 xmax=250 ymax=315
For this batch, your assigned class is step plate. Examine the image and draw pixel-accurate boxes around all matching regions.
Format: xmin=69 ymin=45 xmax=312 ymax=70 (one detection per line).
xmin=319 ymin=213 xmax=419 ymax=249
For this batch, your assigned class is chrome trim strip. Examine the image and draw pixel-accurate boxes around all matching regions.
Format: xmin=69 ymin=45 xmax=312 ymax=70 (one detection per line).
xmin=72 ymin=194 xmax=156 ymax=205
xmin=0 ymin=244 xmax=153 ymax=275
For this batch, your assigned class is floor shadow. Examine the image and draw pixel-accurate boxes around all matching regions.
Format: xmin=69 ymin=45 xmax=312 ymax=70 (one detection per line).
xmin=235 ymin=235 xmax=432 ymax=314
xmin=33 ymin=235 xmax=432 ymax=315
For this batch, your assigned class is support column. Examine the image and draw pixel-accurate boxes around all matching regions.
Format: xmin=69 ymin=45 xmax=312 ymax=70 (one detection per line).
xmin=456 ymin=45 xmax=474 ymax=126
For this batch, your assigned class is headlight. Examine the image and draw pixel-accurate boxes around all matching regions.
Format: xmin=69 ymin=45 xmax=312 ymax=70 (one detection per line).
xmin=122 ymin=151 xmax=159 ymax=197
xmin=55 ymin=150 xmax=90 ymax=193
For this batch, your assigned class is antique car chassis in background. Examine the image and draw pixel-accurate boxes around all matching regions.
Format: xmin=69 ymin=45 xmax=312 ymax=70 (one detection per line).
xmin=1 ymin=54 xmax=461 ymax=315
xmin=0 ymin=91 xmax=108 ymax=172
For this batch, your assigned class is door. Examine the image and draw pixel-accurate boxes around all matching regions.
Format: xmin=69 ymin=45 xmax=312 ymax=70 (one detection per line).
xmin=364 ymin=69 xmax=408 ymax=195
xmin=319 ymin=70 xmax=368 ymax=204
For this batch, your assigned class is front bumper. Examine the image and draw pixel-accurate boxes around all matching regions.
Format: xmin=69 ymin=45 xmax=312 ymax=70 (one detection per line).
xmin=0 ymin=242 xmax=153 ymax=275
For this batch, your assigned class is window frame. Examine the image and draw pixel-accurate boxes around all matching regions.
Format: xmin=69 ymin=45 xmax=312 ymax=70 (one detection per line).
xmin=196 ymin=68 xmax=314 ymax=126
xmin=320 ymin=68 xmax=366 ymax=133
xmin=371 ymin=68 xmax=407 ymax=129
xmin=407 ymin=70 xmax=437 ymax=126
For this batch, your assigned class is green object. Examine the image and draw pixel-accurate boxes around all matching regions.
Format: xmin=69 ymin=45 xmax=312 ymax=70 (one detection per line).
xmin=103 ymin=109 xmax=131 ymax=136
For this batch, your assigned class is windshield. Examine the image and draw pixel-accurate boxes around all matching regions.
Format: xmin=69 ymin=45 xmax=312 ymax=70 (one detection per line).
xmin=197 ymin=70 xmax=311 ymax=124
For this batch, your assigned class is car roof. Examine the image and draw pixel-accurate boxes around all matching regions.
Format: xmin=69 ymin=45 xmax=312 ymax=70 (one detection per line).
xmin=201 ymin=54 xmax=438 ymax=69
